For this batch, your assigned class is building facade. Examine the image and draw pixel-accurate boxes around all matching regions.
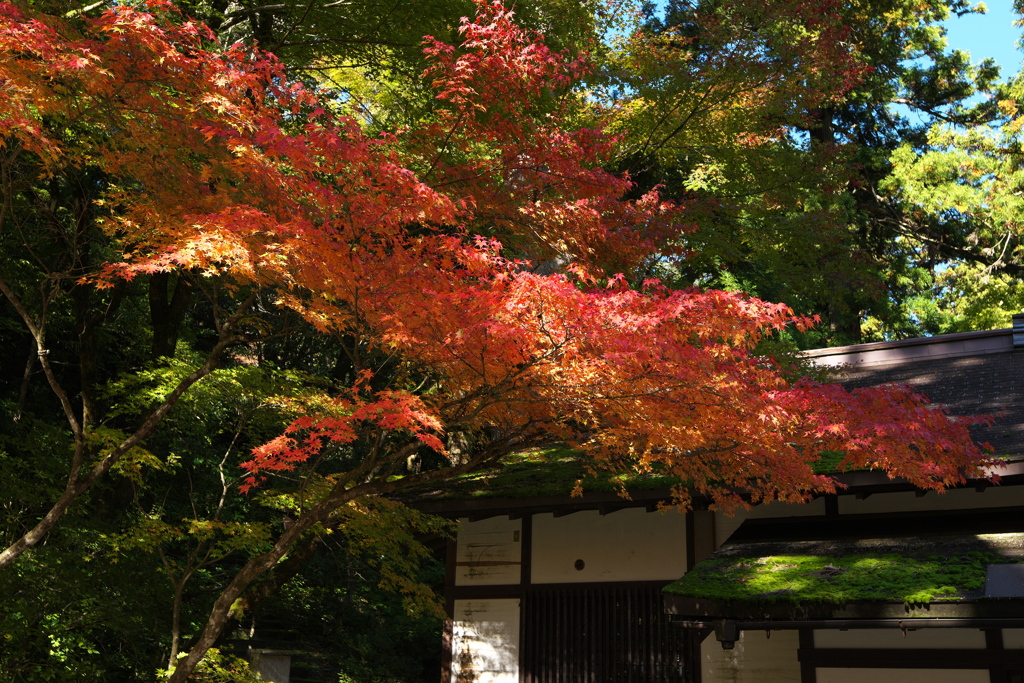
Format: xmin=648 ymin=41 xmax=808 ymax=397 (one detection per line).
xmin=422 ymin=322 xmax=1024 ymax=682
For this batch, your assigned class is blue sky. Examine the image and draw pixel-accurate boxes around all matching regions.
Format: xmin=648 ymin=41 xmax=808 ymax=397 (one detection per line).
xmin=944 ymin=0 xmax=1021 ymax=77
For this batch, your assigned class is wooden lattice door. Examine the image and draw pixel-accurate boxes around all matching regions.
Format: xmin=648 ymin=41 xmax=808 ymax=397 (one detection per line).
xmin=519 ymin=586 xmax=691 ymax=683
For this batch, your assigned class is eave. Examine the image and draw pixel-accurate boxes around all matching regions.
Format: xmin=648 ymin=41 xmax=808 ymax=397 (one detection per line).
xmin=664 ymin=595 xmax=1024 ymax=622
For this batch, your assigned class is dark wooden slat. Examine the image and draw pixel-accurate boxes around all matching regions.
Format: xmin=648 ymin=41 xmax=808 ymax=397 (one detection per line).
xmin=563 ymin=590 xmax=569 ymax=683
xmin=623 ymin=589 xmax=631 ymax=683
xmin=521 ymin=585 xmax=691 ymax=682
xmin=561 ymin=590 xmax=568 ymax=683
xmin=585 ymin=588 xmax=594 ymax=683
xmin=643 ymin=589 xmax=650 ymax=681
xmin=601 ymin=589 xmax=607 ymax=683
xmin=598 ymin=588 xmax=608 ymax=683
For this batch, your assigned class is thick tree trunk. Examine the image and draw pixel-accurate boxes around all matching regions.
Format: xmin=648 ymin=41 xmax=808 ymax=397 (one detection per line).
xmin=231 ymin=535 xmax=323 ymax=618
xmin=150 ymin=272 xmax=194 ymax=359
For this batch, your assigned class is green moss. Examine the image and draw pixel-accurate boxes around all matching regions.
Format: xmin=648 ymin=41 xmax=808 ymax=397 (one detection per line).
xmin=423 ymin=445 xmax=683 ymax=500
xmin=664 ymin=552 xmax=1014 ymax=606
xmin=811 ymin=450 xmax=848 ymax=475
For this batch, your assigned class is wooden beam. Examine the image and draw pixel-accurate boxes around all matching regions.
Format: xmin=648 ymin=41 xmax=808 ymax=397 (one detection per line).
xmin=798 ymin=647 xmax=1024 ymax=669
xmin=467 ymin=512 xmax=504 ymax=522
xmin=518 ymin=514 xmax=532 ymax=683
xmin=520 ymin=515 xmax=532 ymax=588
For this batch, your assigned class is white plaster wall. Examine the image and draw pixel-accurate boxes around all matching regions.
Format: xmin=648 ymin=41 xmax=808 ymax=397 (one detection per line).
xmin=456 ymin=517 xmax=522 ymax=586
xmin=714 ymin=509 xmax=747 ymax=548
xmin=714 ymin=485 xmax=1024 ymax=547
xmin=451 ymin=599 xmax=520 ymax=683
xmin=813 ymin=628 xmax=987 ymax=649
xmin=714 ymin=498 xmax=826 ymax=547
xmin=531 ymin=507 xmax=686 ymax=583
xmin=817 ymin=669 xmax=988 ymax=683
xmin=701 ymin=629 xmax=801 ymax=683
xmin=744 ymin=497 xmax=827 ymax=520
xmin=252 ymin=653 xmax=291 ymax=683
xmin=1004 ymin=628 xmax=1024 ymax=648
xmin=701 ymin=630 xmax=993 ymax=683
xmin=837 ymin=485 xmax=1024 ymax=515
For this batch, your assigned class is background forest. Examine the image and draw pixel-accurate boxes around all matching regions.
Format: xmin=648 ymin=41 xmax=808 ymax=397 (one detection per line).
xmin=0 ymin=0 xmax=1019 ymax=680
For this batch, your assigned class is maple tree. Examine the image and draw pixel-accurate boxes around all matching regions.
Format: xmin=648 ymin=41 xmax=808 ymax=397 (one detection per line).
xmin=0 ymin=0 xmax=995 ymax=679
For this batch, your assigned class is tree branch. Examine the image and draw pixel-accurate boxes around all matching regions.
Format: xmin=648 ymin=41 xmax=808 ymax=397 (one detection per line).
xmin=0 ymin=295 xmax=258 ymax=571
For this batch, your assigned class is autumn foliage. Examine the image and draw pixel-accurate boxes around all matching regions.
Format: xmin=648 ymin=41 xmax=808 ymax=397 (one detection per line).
xmin=0 ymin=0 xmax=994 ymax=508
xmin=0 ymin=0 xmax=996 ymax=679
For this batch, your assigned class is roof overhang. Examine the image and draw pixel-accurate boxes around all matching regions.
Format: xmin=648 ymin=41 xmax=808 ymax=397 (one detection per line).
xmin=409 ymin=462 xmax=1024 ymax=519
xmin=411 ymin=487 xmax=677 ymax=520
xmin=663 ymin=507 xmax=1024 ymax=646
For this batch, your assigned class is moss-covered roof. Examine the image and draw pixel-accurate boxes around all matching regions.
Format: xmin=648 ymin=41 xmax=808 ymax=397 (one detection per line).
xmin=665 ymin=512 xmax=1024 ymax=609
xmin=407 ymin=444 xmax=865 ymax=506
xmin=411 ymin=445 xmax=683 ymax=501
xmin=665 ymin=549 xmax=1013 ymax=606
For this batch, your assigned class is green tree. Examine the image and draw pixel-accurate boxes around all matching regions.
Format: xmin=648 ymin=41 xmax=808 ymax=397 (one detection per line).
xmin=602 ymin=0 xmax=1001 ymax=345
xmin=885 ymin=63 xmax=1024 ymax=332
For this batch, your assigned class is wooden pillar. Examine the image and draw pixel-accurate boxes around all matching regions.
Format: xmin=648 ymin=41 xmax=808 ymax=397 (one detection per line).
xmin=685 ymin=511 xmax=696 ymax=572
xmin=987 ymin=628 xmax=1006 ymax=683
xmin=798 ymin=629 xmax=817 ymax=683
xmin=441 ymin=535 xmax=457 ymax=683
xmin=519 ymin=514 xmax=533 ymax=683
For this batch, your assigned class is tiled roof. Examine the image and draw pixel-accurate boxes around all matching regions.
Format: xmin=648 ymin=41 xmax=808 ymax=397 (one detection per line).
xmin=807 ymin=327 xmax=1024 ymax=459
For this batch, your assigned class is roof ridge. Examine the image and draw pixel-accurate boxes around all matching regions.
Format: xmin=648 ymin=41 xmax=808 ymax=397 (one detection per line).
xmin=804 ymin=327 xmax=1012 ymax=358
xmin=804 ymin=328 xmax=1013 ymax=367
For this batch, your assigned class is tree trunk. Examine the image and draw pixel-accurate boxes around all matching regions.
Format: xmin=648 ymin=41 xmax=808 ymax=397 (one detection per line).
xmin=165 ymin=452 xmax=503 ymax=682
xmin=150 ymin=272 xmax=194 ymax=359
xmin=168 ymin=575 xmax=188 ymax=670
